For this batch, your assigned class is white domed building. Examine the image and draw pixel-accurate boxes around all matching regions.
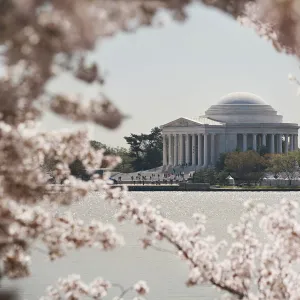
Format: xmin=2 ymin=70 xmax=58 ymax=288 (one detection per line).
xmin=161 ymin=92 xmax=299 ymax=168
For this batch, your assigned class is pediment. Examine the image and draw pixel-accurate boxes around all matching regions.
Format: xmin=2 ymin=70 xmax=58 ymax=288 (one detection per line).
xmin=161 ymin=117 xmax=201 ymax=128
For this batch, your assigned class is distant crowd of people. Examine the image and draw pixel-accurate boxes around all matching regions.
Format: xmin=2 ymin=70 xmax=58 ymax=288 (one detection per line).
xmin=117 ymin=172 xmax=191 ymax=185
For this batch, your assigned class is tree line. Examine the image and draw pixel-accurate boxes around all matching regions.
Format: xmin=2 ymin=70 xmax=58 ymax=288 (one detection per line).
xmin=57 ymin=127 xmax=163 ymax=179
xmin=45 ymin=128 xmax=299 ymax=186
xmin=193 ymin=149 xmax=300 ymax=186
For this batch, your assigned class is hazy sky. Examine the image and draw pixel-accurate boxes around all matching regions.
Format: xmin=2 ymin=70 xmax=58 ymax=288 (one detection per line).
xmin=41 ymin=3 xmax=300 ymax=147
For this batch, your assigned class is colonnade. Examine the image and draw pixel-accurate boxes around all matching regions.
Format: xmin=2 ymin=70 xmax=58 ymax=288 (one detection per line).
xmin=163 ymin=133 xmax=217 ymax=167
xmin=238 ymin=133 xmax=298 ymax=154
xmin=163 ymin=132 xmax=299 ymax=167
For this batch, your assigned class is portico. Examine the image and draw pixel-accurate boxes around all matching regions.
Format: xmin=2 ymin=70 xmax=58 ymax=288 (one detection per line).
xmin=161 ymin=92 xmax=299 ymax=168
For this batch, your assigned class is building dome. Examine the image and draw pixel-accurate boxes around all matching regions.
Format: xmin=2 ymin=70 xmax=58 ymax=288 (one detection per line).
xmin=205 ymin=92 xmax=282 ymax=123
xmin=218 ymin=92 xmax=266 ymax=105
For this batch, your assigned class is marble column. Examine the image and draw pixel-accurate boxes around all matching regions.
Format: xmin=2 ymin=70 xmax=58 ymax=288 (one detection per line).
xmin=278 ymin=134 xmax=283 ymax=153
xmin=163 ymin=134 xmax=167 ymax=165
xmin=270 ymin=134 xmax=275 ymax=154
xmin=290 ymin=134 xmax=294 ymax=151
xmin=173 ymin=134 xmax=178 ymax=165
xmin=295 ymin=134 xmax=299 ymax=151
xmin=243 ymin=134 xmax=247 ymax=152
xmin=284 ymin=134 xmax=289 ymax=153
xmin=262 ymin=134 xmax=267 ymax=146
xmin=177 ymin=134 xmax=181 ymax=165
xmin=192 ymin=134 xmax=196 ymax=165
xmin=211 ymin=134 xmax=215 ymax=165
xmin=293 ymin=134 xmax=297 ymax=151
xmin=185 ymin=134 xmax=189 ymax=165
xmin=198 ymin=134 xmax=202 ymax=166
xmin=188 ymin=135 xmax=191 ymax=164
xmin=180 ymin=134 xmax=184 ymax=164
xmin=292 ymin=134 xmax=296 ymax=151
xmin=168 ymin=134 xmax=173 ymax=165
xmin=203 ymin=133 xmax=208 ymax=167
xmin=253 ymin=134 xmax=257 ymax=151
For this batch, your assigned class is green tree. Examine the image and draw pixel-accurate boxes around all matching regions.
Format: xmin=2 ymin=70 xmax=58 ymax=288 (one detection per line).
xmin=124 ymin=127 xmax=162 ymax=171
xmin=113 ymin=148 xmax=134 ymax=173
xmin=217 ymin=170 xmax=230 ymax=186
xmin=90 ymin=140 xmax=134 ymax=173
xmin=215 ymin=153 xmax=228 ymax=172
xmin=258 ymin=145 xmax=269 ymax=156
xmin=192 ymin=169 xmax=206 ymax=183
xmin=90 ymin=140 xmax=106 ymax=151
xmin=193 ymin=168 xmax=218 ymax=185
xmin=265 ymin=154 xmax=282 ymax=179
xmin=69 ymin=159 xmax=90 ymax=181
xmin=268 ymin=153 xmax=299 ymax=185
xmin=205 ymin=168 xmax=218 ymax=185
xmin=225 ymin=150 xmax=266 ymax=184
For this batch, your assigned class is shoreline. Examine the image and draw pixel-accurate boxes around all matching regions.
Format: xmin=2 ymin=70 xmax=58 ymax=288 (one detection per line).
xmin=113 ymin=184 xmax=300 ymax=192
xmin=46 ymin=184 xmax=300 ymax=192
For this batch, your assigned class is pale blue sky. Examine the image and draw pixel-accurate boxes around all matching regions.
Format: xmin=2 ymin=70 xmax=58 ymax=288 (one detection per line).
xmin=42 ymin=4 xmax=300 ymax=147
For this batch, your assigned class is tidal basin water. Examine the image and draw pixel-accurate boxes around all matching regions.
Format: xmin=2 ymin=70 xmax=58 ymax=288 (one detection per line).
xmin=9 ymin=192 xmax=300 ymax=299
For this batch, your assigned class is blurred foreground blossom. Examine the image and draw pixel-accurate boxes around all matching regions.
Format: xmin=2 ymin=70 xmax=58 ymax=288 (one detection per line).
xmin=1 ymin=1 xmax=300 ymax=300
xmin=41 ymin=274 xmax=149 ymax=300
xmin=202 ymin=0 xmax=300 ymax=57
xmin=133 ymin=281 xmax=150 ymax=295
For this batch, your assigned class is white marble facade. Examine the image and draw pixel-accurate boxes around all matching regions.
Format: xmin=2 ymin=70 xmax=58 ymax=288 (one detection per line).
xmin=161 ymin=92 xmax=299 ymax=168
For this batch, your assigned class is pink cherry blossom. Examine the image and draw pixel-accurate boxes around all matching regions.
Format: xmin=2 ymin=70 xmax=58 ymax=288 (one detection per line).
xmin=133 ymin=281 xmax=150 ymax=295
xmin=1 ymin=1 xmax=300 ymax=300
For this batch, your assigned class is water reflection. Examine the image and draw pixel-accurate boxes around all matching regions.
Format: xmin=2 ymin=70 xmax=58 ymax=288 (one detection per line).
xmin=9 ymin=192 xmax=300 ymax=299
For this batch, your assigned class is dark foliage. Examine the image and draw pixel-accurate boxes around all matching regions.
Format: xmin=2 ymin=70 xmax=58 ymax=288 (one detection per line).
xmin=124 ymin=127 xmax=162 ymax=171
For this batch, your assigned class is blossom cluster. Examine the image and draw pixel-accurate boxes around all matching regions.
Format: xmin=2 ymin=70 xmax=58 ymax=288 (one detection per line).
xmin=0 ymin=196 xmax=124 ymax=278
xmin=41 ymin=274 xmax=150 ymax=300
xmin=0 ymin=78 xmax=126 ymax=280
xmin=0 ymin=0 xmax=135 ymax=285
xmin=1 ymin=1 xmax=300 ymax=300
xmin=200 ymin=0 xmax=300 ymax=58
xmin=103 ymin=187 xmax=300 ymax=299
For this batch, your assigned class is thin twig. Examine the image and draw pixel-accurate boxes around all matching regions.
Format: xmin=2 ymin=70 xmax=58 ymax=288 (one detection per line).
xmin=118 ymin=286 xmax=133 ymax=300
xmin=150 ymin=244 xmax=176 ymax=255
xmin=111 ymin=283 xmax=126 ymax=293
xmin=34 ymin=246 xmax=48 ymax=255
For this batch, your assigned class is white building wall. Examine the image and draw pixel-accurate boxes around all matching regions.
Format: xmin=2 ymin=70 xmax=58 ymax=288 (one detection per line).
xmin=161 ymin=118 xmax=299 ymax=168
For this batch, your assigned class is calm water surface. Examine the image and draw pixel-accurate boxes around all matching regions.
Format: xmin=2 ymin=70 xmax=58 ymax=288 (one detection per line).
xmin=7 ymin=192 xmax=300 ymax=299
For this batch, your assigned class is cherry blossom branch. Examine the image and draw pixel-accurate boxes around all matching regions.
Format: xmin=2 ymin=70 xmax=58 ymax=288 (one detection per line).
xmin=149 ymin=244 xmax=176 ymax=255
xmin=111 ymin=190 xmax=247 ymax=298
xmin=33 ymin=246 xmax=48 ymax=255
xmin=141 ymin=238 xmax=175 ymax=254
xmin=117 ymin=286 xmax=133 ymax=299
xmin=41 ymin=275 xmax=150 ymax=300
xmin=111 ymin=283 xmax=126 ymax=293
xmin=1 ymin=1 xmax=300 ymax=300
xmin=147 ymin=224 xmax=245 ymax=299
